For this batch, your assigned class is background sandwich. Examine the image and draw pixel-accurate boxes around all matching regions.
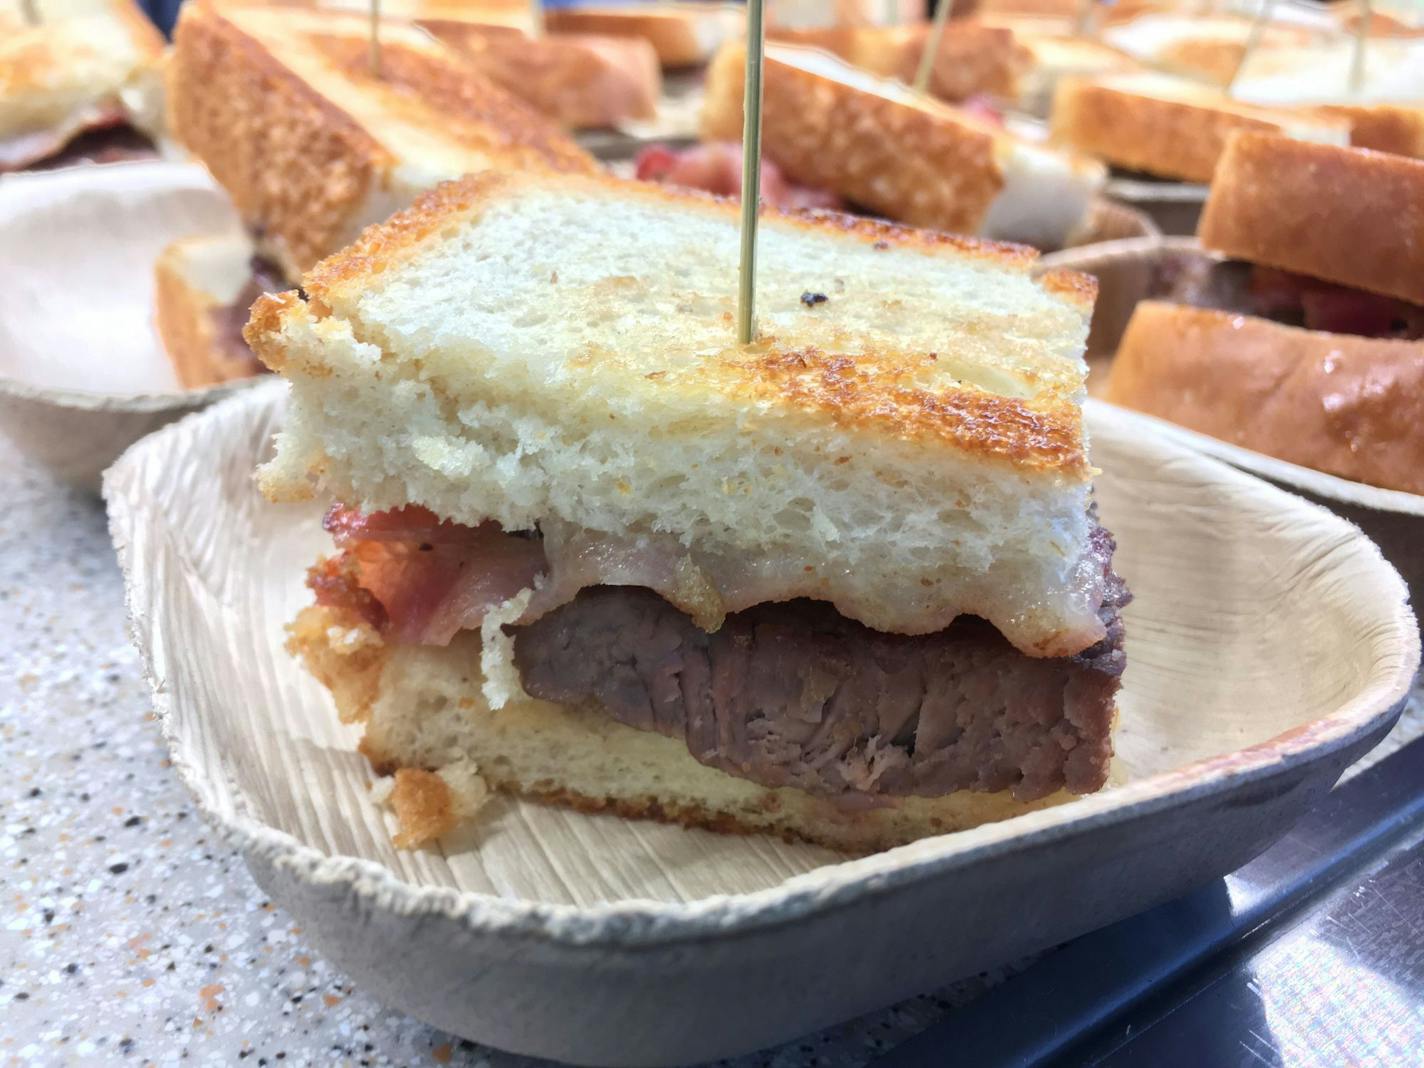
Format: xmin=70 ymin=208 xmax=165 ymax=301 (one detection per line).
xmin=1051 ymin=71 xmax=1351 ymax=182
xmin=247 ymin=170 xmax=1129 ymax=853
xmin=700 ymin=41 xmax=1106 ymax=250
xmin=157 ymin=0 xmax=597 ymax=388
xmin=1105 ymin=132 xmax=1424 ymax=494
xmin=1 ymin=0 xmax=165 ymax=173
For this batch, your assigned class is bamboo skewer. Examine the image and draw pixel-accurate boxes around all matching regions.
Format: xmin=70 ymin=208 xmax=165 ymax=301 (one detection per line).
xmin=21 ymin=0 xmax=40 ymax=25
xmin=736 ymin=0 xmax=766 ymax=346
xmin=1228 ymin=0 xmax=1274 ymax=96
xmin=913 ymin=0 xmax=956 ymax=97
xmin=1073 ymin=0 xmax=1094 ymax=38
xmin=369 ymin=0 xmax=382 ymax=77
xmin=1349 ymin=0 xmax=1372 ymax=95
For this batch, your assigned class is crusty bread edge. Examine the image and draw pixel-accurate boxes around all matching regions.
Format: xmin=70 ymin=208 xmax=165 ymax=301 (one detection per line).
xmin=700 ymin=42 xmax=1006 ymax=235
xmin=1050 ymin=77 xmax=1345 ymax=183
xmin=276 ymin=168 xmax=1095 ymax=317
xmin=1104 ymin=300 xmax=1424 ymax=496
xmin=1198 ymin=131 xmax=1424 ymax=306
xmin=167 ymin=2 xmax=389 ymax=278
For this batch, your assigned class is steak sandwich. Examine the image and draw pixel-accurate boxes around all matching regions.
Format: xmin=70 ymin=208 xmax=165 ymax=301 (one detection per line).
xmin=1106 ymin=132 xmax=1424 ymax=495
xmin=0 ymin=0 xmax=165 ymax=173
xmin=700 ymin=42 xmax=1106 ymax=251
xmin=247 ymin=170 xmax=1130 ymax=853
xmin=158 ymin=0 xmax=596 ymax=388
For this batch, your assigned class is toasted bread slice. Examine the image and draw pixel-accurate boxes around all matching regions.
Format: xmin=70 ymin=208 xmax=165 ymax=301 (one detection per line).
xmin=769 ymin=21 xmax=1031 ymax=104
xmin=420 ymin=22 xmax=661 ymax=129
xmin=288 ymin=602 xmax=1076 ymax=854
xmin=1102 ymin=13 xmax=1324 ymax=86
xmin=1050 ymin=72 xmax=1349 ymax=183
xmin=545 ymin=3 xmax=744 ymax=69
xmin=1199 ymin=132 xmax=1424 ymax=306
xmin=166 ymin=1 xmax=597 ymax=278
xmin=153 ymin=232 xmax=274 ymax=390
xmin=1106 ymin=300 xmax=1424 ymax=495
xmin=1317 ymin=103 xmax=1424 ymax=160
xmin=247 ymin=168 xmax=1106 ymax=658
xmin=700 ymin=42 xmax=1104 ymax=249
xmin=0 ymin=0 xmax=165 ymax=171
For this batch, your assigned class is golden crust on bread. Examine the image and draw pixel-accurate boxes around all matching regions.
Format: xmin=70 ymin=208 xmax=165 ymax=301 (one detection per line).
xmin=1050 ymin=74 xmax=1350 ymax=183
xmin=418 ymin=21 xmax=661 ymax=128
xmin=1199 ymin=132 xmax=1424 ymax=305
xmin=1 ymin=0 xmax=165 ymax=153
xmin=701 ymin=42 xmax=1006 ymax=236
xmin=254 ymin=167 xmax=1094 ymax=476
xmin=289 ymin=603 xmax=1074 ymax=853
xmin=167 ymin=2 xmax=595 ymax=276
xmin=153 ymin=240 xmax=253 ymax=390
xmin=1319 ymin=103 xmax=1424 ymax=160
xmin=1106 ymin=300 xmax=1424 ymax=495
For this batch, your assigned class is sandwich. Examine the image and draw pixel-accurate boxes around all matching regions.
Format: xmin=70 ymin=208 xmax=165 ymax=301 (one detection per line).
xmin=168 ymin=0 xmax=597 ymax=281
xmin=701 ymin=42 xmax=1106 ymax=250
xmin=1101 ymin=12 xmax=1325 ymax=86
xmin=1105 ymin=132 xmax=1424 ymax=495
xmin=545 ymin=2 xmax=744 ymax=69
xmin=1228 ymin=38 xmax=1424 ymax=160
xmin=246 ymin=169 xmax=1130 ymax=854
xmin=153 ymin=232 xmax=273 ymax=390
xmin=1 ymin=0 xmax=166 ymax=173
xmin=160 ymin=0 xmax=596 ymax=385
xmin=767 ymin=20 xmax=1032 ymax=105
xmin=1050 ymin=71 xmax=1350 ymax=182
xmin=419 ymin=20 xmax=662 ymax=130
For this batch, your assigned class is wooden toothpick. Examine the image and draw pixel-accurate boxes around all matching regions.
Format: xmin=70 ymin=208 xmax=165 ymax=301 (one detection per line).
xmin=369 ymin=0 xmax=382 ymax=77
xmin=913 ymin=0 xmax=956 ymax=97
xmin=1349 ymin=0 xmax=1371 ymax=95
xmin=1228 ymin=0 xmax=1274 ymax=96
xmin=1073 ymin=0 xmax=1094 ymax=38
xmin=737 ymin=0 xmax=766 ymax=346
xmin=20 ymin=0 xmax=40 ymax=25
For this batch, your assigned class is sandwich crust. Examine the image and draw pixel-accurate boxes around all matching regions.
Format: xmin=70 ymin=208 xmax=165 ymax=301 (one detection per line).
xmin=700 ymin=42 xmax=1006 ymax=236
xmin=1318 ymin=103 xmax=1424 ymax=161
xmin=1105 ymin=300 xmax=1424 ymax=495
xmin=1199 ymin=132 xmax=1424 ymax=306
xmin=1050 ymin=74 xmax=1349 ymax=183
xmin=167 ymin=2 xmax=595 ymax=276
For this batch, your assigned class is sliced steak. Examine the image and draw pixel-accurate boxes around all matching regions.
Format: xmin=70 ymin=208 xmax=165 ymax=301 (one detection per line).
xmin=513 ymin=528 xmax=1128 ymax=803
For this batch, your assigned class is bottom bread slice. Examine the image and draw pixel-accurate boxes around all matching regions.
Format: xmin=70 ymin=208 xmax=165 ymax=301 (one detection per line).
xmin=289 ymin=604 xmax=1076 ymax=854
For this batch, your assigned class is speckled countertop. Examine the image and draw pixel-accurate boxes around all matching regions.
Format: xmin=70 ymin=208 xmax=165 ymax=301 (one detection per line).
xmin=3 ymin=432 xmax=1421 ymax=1068
xmin=0 ymin=435 xmax=1031 ymax=1068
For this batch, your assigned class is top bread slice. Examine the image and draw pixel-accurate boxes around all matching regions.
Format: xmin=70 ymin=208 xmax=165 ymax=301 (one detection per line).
xmin=700 ymin=42 xmax=1104 ymax=250
xmin=1051 ymin=71 xmax=1350 ymax=183
xmin=0 ymin=0 xmax=165 ymax=169
xmin=545 ymin=3 xmax=744 ymax=68
xmin=248 ymin=170 xmax=1107 ymax=659
xmin=1199 ymin=132 xmax=1424 ymax=306
xmin=166 ymin=1 xmax=597 ymax=279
